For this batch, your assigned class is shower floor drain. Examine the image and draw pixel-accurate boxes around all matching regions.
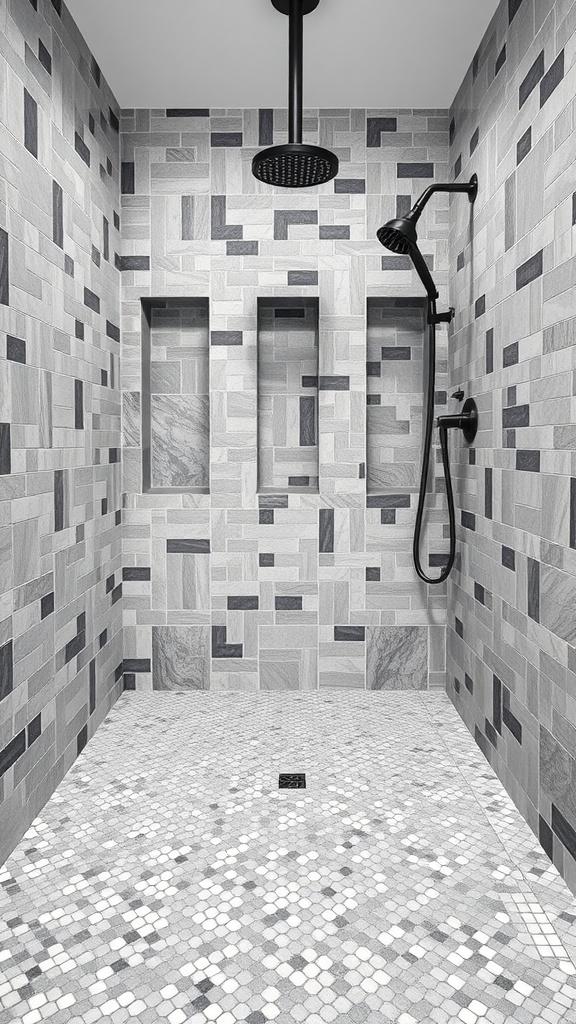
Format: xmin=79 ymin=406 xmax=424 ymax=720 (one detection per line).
xmin=279 ymin=773 xmax=306 ymax=789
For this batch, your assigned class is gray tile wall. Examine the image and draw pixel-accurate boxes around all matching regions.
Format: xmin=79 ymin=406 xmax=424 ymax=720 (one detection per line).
xmin=447 ymin=0 xmax=576 ymax=893
xmin=0 ymin=0 xmax=123 ymax=862
xmin=120 ymin=107 xmax=452 ymax=692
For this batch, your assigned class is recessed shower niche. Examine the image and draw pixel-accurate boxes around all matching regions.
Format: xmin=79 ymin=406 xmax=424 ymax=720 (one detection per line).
xmin=366 ymin=298 xmax=427 ymax=494
xmin=141 ymin=298 xmax=210 ymax=493
xmin=258 ymin=298 xmax=319 ymax=493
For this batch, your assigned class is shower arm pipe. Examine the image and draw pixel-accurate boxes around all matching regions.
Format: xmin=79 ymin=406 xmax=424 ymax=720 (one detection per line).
xmin=410 ymin=179 xmax=478 ymax=218
xmin=289 ymin=0 xmax=303 ymax=143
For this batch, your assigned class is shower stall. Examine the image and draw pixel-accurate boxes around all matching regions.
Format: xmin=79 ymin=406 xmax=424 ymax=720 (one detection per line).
xmin=1 ymin=0 xmax=576 ymax=1020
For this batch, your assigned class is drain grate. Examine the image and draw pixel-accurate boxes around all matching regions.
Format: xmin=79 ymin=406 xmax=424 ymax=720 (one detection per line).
xmin=279 ymin=773 xmax=306 ymax=789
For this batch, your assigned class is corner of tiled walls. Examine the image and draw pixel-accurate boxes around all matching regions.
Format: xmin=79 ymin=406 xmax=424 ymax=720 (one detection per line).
xmin=119 ymin=106 xmax=452 ymax=693
xmin=447 ymin=0 xmax=576 ymax=892
xmin=0 ymin=0 xmax=123 ymax=863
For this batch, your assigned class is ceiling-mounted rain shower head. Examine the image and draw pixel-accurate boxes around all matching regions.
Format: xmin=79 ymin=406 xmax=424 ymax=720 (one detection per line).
xmin=377 ymin=175 xmax=478 ymax=299
xmin=252 ymin=0 xmax=339 ymax=188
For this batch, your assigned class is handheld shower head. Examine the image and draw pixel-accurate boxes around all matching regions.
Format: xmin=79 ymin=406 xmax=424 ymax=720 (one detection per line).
xmin=377 ymin=175 xmax=478 ymax=299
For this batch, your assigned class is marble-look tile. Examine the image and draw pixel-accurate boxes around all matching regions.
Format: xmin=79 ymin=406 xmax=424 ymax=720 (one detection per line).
xmin=150 ymin=395 xmax=209 ymax=489
xmin=540 ymin=564 xmax=576 ymax=644
xmin=152 ymin=625 xmax=209 ymax=689
xmin=367 ymin=625 xmax=428 ymax=689
xmin=123 ymin=391 xmax=140 ymax=447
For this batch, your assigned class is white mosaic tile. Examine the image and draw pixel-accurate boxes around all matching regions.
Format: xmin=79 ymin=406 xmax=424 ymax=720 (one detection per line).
xmin=1 ymin=692 xmax=575 ymax=1024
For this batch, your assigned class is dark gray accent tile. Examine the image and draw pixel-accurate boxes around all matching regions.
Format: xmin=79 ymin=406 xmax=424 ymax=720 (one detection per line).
xmin=211 ymin=330 xmax=242 ymax=345
xmin=318 ymin=375 xmax=349 ymax=390
xmin=502 ymin=688 xmax=523 ymax=743
xmin=24 ymin=89 xmax=38 ymax=157
xmin=120 ymin=256 xmax=150 ymax=271
xmin=539 ymin=816 xmax=553 ymax=859
xmin=40 ymin=592 xmax=54 ymax=618
xmin=485 ymin=329 xmax=494 ymax=373
xmin=0 ymin=730 xmax=25 ymax=777
xmin=528 ymin=557 xmax=540 ymax=621
xmin=299 ymin=396 xmax=316 ymax=447
xmin=571 ymin=479 xmax=576 ymax=550
xmin=167 ymin=109 xmax=210 ymax=117
xmin=334 ymin=179 xmax=365 ymax=194
xmin=502 ymin=546 xmax=516 ymax=570
xmin=106 ymin=321 xmax=120 ymax=342
xmin=519 ymin=50 xmax=545 ymax=107
xmin=275 ymin=597 xmax=302 ymax=611
xmin=74 ymin=132 xmax=90 ymax=167
xmin=74 ymin=379 xmax=83 ymax=429
xmin=397 ymin=163 xmax=434 ymax=178
xmin=503 ymin=341 xmax=519 ymax=366
xmin=502 ymin=404 xmax=529 ymax=428
xmin=212 ymin=195 xmax=242 ymax=240
xmin=27 ymin=713 xmax=41 ymax=746
xmin=259 ymin=553 xmax=275 ymax=567
xmin=182 ymin=195 xmax=194 ymax=239
xmin=381 ymin=255 xmax=411 ymax=270
xmin=485 ymin=467 xmax=492 ymax=519
xmin=382 ymin=346 xmax=411 ymax=360
xmin=259 ymin=108 xmax=273 ymax=145
xmin=211 ymin=132 xmax=242 ymax=147
xmin=228 ymin=596 xmax=259 ymax=610
xmin=212 ymin=625 xmax=242 ymax=659
xmin=0 ymin=423 xmax=11 ymax=475
xmin=516 ymin=450 xmax=540 ymax=471
xmin=540 ymin=50 xmax=564 ymax=107
xmin=367 ymin=117 xmax=397 ymax=146
xmin=84 ymin=287 xmax=100 ymax=312
xmin=367 ymin=495 xmax=410 ymax=509
xmin=319 ymin=226 xmax=350 ymax=240
xmin=366 ymin=567 xmax=380 ymax=581
xmin=54 ymin=469 xmax=64 ymax=532
xmin=122 ymin=567 xmax=151 ymax=581
xmin=552 ymin=805 xmax=576 ymax=862
xmin=89 ymin=660 xmax=96 ymax=713
xmin=508 ymin=0 xmax=525 ymax=23
xmin=0 ymin=640 xmax=13 ymax=702
xmin=7 ymin=336 xmax=25 ymax=363
xmin=495 ymin=43 xmax=507 ymax=76
xmin=475 ymin=294 xmax=486 ymax=318
xmin=461 ymin=511 xmax=476 ymax=530
xmin=517 ymin=126 xmax=531 ymax=164
xmin=319 ymin=508 xmax=334 ymax=553
xmin=123 ymin=659 xmax=151 ymax=672
xmin=259 ymin=510 xmax=274 ymax=524
xmin=121 ymin=162 xmax=135 ymax=194
xmin=52 ymin=180 xmax=63 ymax=248
xmin=380 ymin=510 xmax=396 ymax=524
xmin=0 ymin=228 xmax=9 ymax=305
xmin=469 ymin=127 xmax=479 ymax=155
xmin=334 ymin=626 xmax=365 ymax=641
xmin=166 ymin=539 xmax=210 ymax=553
xmin=38 ymin=38 xmax=51 ymax=72
xmin=227 ymin=241 xmax=259 ymax=255
xmin=274 ymin=210 xmax=318 ymax=240
xmin=516 ymin=250 xmax=543 ymax=290
xmin=287 ymin=271 xmax=318 ymax=286
xmin=493 ymin=676 xmax=502 ymax=734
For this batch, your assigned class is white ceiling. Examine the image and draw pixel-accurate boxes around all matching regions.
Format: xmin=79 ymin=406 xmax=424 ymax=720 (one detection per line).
xmin=67 ymin=0 xmax=500 ymax=110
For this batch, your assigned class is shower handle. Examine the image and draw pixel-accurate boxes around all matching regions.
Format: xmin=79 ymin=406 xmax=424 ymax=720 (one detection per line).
xmin=437 ymin=397 xmax=478 ymax=444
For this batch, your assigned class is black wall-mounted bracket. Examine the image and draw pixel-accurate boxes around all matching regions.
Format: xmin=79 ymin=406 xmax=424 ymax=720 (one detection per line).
xmin=272 ymin=0 xmax=319 ymax=13
xmin=428 ymin=307 xmax=455 ymax=325
xmin=437 ymin=397 xmax=478 ymax=444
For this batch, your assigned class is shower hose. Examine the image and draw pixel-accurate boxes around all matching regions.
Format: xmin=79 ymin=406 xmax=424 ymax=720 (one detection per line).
xmin=412 ymin=299 xmax=456 ymax=585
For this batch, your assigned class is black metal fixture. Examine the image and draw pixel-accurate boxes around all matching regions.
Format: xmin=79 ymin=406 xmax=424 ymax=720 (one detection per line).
xmin=252 ymin=0 xmax=339 ymax=188
xmin=376 ymin=176 xmax=479 ymax=585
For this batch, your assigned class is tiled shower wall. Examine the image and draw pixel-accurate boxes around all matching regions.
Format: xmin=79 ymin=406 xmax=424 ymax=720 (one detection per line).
xmin=0 ymin=0 xmax=122 ymax=861
xmin=120 ymin=107 xmax=452 ymax=691
xmin=448 ymin=0 xmax=576 ymax=890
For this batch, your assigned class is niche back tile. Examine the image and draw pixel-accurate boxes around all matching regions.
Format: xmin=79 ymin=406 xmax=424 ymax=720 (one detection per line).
xmin=258 ymin=298 xmax=319 ymax=494
xmin=141 ymin=298 xmax=210 ymax=494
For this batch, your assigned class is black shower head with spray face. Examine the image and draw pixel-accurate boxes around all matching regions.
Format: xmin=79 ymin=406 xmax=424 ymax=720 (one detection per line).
xmin=377 ymin=175 xmax=478 ymax=299
xmin=252 ymin=0 xmax=339 ymax=188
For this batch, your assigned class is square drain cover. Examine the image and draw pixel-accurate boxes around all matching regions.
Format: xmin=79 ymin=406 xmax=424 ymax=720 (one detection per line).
xmin=279 ymin=773 xmax=306 ymax=789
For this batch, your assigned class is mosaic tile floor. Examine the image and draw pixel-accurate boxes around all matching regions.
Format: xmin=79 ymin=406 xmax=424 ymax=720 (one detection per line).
xmin=2 ymin=693 xmax=576 ymax=1024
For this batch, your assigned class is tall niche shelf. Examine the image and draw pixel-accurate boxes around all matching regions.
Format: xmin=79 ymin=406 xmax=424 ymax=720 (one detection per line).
xmin=142 ymin=297 xmax=210 ymax=494
xmin=258 ymin=297 xmax=319 ymax=494
xmin=366 ymin=297 xmax=427 ymax=495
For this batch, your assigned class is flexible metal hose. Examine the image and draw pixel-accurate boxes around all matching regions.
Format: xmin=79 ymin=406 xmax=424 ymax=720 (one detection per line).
xmin=412 ymin=301 xmax=457 ymax=585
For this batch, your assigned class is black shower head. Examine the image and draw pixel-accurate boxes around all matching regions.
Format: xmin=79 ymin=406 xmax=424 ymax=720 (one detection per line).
xmin=252 ymin=0 xmax=339 ymax=188
xmin=377 ymin=175 xmax=478 ymax=299
xmin=252 ymin=142 xmax=339 ymax=189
